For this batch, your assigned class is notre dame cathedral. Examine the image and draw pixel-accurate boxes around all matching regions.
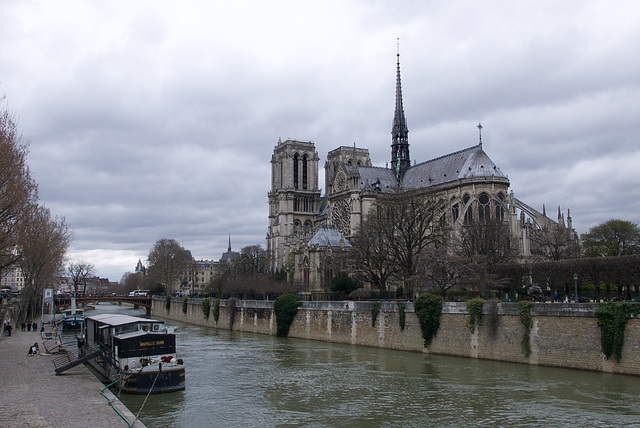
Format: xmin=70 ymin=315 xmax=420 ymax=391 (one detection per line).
xmin=267 ymin=52 xmax=576 ymax=294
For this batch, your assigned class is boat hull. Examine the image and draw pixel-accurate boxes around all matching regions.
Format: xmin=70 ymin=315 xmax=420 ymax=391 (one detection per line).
xmin=120 ymin=365 xmax=186 ymax=394
xmin=84 ymin=355 xmax=185 ymax=394
xmin=62 ymin=316 xmax=84 ymax=330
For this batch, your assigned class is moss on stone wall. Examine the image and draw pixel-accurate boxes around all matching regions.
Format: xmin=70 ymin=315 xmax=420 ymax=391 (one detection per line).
xmin=371 ymin=302 xmax=381 ymax=327
xmin=518 ymin=301 xmax=534 ymax=357
xmin=466 ymin=298 xmax=485 ymax=333
xmin=398 ymin=302 xmax=406 ymax=331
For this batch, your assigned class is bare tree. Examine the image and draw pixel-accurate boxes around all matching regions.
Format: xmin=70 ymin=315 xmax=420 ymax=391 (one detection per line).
xmin=493 ymin=262 xmax=530 ymax=301
xmin=413 ymin=249 xmax=487 ymax=298
xmin=1 ymin=100 xmax=71 ymax=321
xmin=0 ymin=102 xmax=38 ymax=273
xmin=350 ymin=214 xmax=397 ymax=290
xmin=121 ymin=271 xmax=144 ymax=291
xmin=235 ymin=245 xmax=267 ymax=275
xmin=458 ymin=218 xmax=517 ymax=266
xmin=16 ymin=204 xmax=71 ymax=321
xmin=121 ymin=271 xmax=154 ymax=294
xmin=350 ymin=191 xmax=447 ymax=288
xmin=147 ymin=238 xmax=192 ymax=296
xmin=68 ymin=261 xmax=95 ymax=295
xmin=383 ymin=192 xmax=448 ymax=282
xmin=531 ymin=225 xmax=580 ymax=260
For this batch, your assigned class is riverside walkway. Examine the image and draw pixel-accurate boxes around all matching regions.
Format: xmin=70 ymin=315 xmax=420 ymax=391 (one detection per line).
xmin=0 ymin=319 xmax=144 ymax=428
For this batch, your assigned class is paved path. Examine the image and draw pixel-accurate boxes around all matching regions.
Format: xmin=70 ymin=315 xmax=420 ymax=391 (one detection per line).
xmin=0 ymin=319 xmax=145 ymax=428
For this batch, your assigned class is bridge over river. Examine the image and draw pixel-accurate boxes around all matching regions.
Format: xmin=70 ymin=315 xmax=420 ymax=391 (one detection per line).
xmin=53 ymin=295 xmax=152 ymax=315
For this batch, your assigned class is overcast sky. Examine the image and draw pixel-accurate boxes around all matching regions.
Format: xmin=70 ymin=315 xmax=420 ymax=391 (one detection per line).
xmin=1 ymin=1 xmax=639 ymax=282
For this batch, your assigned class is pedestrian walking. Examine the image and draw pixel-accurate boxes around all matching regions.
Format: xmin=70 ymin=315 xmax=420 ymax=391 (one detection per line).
xmin=27 ymin=321 xmax=31 ymax=331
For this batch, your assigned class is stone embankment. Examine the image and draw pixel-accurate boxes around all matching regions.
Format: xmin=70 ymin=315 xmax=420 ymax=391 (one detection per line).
xmin=153 ymin=297 xmax=640 ymax=376
xmin=0 ymin=314 xmax=144 ymax=428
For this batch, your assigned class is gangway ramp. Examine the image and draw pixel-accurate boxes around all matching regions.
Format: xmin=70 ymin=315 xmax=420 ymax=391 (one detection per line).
xmin=53 ymin=345 xmax=100 ymax=375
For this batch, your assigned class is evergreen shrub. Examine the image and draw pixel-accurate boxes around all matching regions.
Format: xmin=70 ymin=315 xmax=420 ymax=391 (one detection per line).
xmin=414 ymin=294 xmax=443 ymax=348
xmin=274 ymin=293 xmax=302 ymax=337
xmin=213 ymin=298 xmax=220 ymax=323
xmin=202 ymin=297 xmax=210 ymax=319
xmin=595 ymin=301 xmax=640 ymax=362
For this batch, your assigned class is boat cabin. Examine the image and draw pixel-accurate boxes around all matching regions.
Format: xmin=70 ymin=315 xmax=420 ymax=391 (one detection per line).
xmin=85 ymin=314 xmax=176 ymax=359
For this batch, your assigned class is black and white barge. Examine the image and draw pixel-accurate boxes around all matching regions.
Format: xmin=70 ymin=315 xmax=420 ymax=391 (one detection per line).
xmin=78 ymin=313 xmax=185 ymax=394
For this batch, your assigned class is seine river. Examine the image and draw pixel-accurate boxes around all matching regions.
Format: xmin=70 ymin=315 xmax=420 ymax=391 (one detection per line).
xmin=84 ymin=303 xmax=640 ymax=427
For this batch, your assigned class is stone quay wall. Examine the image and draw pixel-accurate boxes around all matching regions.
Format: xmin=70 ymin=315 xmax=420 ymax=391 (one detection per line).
xmin=151 ymin=297 xmax=640 ymax=376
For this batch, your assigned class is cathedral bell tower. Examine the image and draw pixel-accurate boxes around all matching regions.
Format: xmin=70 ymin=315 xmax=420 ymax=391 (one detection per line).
xmin=390 ymin=43 xmax=410 ymax=180
xmin=267 ymin=139 xmax=321 ymax=273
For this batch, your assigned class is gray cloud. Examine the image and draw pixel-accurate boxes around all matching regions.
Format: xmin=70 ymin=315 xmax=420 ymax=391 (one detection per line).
xmin=2 ymin=0 xmax=639 ymax=280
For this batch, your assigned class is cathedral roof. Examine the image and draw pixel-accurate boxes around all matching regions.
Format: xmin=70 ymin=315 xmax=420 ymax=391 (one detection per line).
xmin=220 ymin=250 xmax=240 ymax=263
xmin=220 ymin=235 xmax=240 ymax=263
xmin=355 ymin=144 xmax=506 ymax=193
xmin=357 ymin=166 xmax=397 ymax=191
xmin=402 ymin=144 xmax=506 ymax=189
xmin=318 ymin=196 xmax=329 ymax=217
xmin=308 ymin=225 xmax=351 ymax=247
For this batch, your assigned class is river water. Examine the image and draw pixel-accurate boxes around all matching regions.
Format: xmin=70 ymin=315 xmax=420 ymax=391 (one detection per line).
xmin=83 ymin=303 xmax=640 ymax=427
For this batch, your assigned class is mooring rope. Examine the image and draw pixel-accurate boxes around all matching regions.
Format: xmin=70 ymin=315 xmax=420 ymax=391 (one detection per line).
xmin=133 ymin=369 xmax=160 ymax=423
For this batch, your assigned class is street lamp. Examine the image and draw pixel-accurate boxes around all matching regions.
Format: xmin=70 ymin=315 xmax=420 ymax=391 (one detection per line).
xmin=573 ymin=273 xmax=578 ymax=303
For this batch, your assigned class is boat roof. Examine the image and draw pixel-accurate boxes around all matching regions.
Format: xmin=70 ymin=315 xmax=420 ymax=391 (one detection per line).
xmin=85 ymin=313 xmax=163 ymax=327
xmin=116 ymin=330 xmax=156 ymax=340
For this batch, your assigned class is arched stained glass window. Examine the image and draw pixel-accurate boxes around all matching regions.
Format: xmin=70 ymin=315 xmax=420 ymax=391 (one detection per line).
xmin=463 ymin=194 xmax=473 ymax=224
xmin=496 ymin=193 xmax=505 ymax=221
xmin=302 ymin=155 xmax=308 ymax=190
xmin=479 ymin=193 xmax=490 ymax=223
xmin=293 ymin=154 xmax=299 ymax=189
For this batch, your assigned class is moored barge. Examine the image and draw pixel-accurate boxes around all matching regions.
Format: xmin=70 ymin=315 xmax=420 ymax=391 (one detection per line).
xmin=62 ymin=308 xmax=85 ymax=330
xmin=78 ymin=313 xmax=185 ymax=393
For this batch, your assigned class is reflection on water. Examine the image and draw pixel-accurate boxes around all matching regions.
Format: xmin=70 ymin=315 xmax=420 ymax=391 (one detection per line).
xmin=88 ymin=303 xmax=640 ymax=427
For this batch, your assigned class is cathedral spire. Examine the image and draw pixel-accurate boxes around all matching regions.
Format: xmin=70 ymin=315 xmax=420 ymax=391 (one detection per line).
xmin=228 ymin=233 xmax=232 ymax=252
xmin=391 ymin=39 xmax=410 ymax=180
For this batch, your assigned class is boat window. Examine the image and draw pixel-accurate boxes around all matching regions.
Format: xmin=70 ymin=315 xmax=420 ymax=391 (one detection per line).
xmin=115 ymin=324 xmax=139 ymax=335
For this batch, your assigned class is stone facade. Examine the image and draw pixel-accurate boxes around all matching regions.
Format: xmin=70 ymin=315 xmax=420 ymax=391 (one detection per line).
xmin=266 ymin=55 xmax=578 ymax=292
xmin=0 ymin=263 xmax=25 ymax=292
xmin=152 ymin=298 xmax=640 ymax=376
